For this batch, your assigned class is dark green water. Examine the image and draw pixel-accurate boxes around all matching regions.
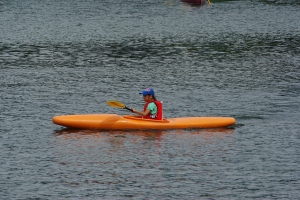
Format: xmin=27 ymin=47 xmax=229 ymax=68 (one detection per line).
xmin=1 ymin=0 xmax=299 ymax=199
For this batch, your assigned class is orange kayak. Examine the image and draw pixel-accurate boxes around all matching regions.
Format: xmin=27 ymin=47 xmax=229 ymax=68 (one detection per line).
xmin=52 ymin=114 xmax=236 ymax=130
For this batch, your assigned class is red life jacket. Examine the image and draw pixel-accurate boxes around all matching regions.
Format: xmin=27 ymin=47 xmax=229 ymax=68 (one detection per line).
xmin=143 ymin=100 xmax=163 ymax=120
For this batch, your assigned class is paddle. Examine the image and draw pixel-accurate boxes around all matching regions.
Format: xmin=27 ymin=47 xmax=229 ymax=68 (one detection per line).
xmin=208 ymin=0 xmax=211 ymax=5
xmin=107 ymin=100 xmax=133 ymax=112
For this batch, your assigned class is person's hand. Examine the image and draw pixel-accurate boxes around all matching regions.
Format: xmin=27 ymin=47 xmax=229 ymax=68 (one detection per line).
xmin=131 ymin=108 xmax=136 ymax=113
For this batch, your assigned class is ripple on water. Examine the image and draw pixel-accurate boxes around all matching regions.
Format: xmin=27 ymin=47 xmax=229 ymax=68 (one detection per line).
xmin=0 ymin=0 xmax=300 ymax=199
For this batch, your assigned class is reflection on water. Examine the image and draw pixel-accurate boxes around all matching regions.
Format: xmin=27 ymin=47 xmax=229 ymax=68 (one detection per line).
xmin=53 ymin=128 xmax=235 ymax=157
xmin=181 ymin=0 xmax=207 ymax=7
xmin=50 ymin=127 xmax=236 ymax=198
xmin=53 ymin=127 xmax=234 ymax=140
xmin=53 ymin=128 xmax=235 ymax=156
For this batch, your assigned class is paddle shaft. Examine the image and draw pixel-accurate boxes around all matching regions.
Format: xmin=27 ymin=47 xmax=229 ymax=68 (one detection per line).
xmin=124 ymin=106 xmax=133 ymax=112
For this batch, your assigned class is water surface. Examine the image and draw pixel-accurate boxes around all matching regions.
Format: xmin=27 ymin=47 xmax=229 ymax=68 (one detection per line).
xmin=1 ymin=0 xmax=299 ymax=199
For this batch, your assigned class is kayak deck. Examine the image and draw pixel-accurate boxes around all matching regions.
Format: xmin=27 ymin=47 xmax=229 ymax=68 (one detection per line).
xmin=52 ymin=114 xmax=236 ymax=130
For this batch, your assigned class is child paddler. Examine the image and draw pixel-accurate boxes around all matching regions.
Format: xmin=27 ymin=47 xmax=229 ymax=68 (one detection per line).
xmin=132 ymin=88 xmax=163 ymax=120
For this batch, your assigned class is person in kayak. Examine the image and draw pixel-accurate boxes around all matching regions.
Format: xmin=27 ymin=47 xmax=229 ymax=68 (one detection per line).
xmin=132 ymin=88 xmax=163 ymax=120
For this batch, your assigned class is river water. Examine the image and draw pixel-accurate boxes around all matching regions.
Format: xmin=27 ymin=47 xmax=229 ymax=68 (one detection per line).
xmin=1 ymin=0 xmax=299 ymax=199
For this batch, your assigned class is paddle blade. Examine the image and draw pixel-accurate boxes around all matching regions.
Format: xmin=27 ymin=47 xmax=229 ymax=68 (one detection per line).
xmin=107 ymin=100 xmax=125 ymax=109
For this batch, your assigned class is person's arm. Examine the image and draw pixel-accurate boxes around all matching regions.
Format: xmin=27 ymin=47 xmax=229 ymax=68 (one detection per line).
xmin=132 ymin=108 xmax=151 ymax=117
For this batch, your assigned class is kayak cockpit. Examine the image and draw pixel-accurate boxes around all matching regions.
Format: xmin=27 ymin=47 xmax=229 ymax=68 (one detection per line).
xmin=123 ymin=115 xmax=170 ymax=123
